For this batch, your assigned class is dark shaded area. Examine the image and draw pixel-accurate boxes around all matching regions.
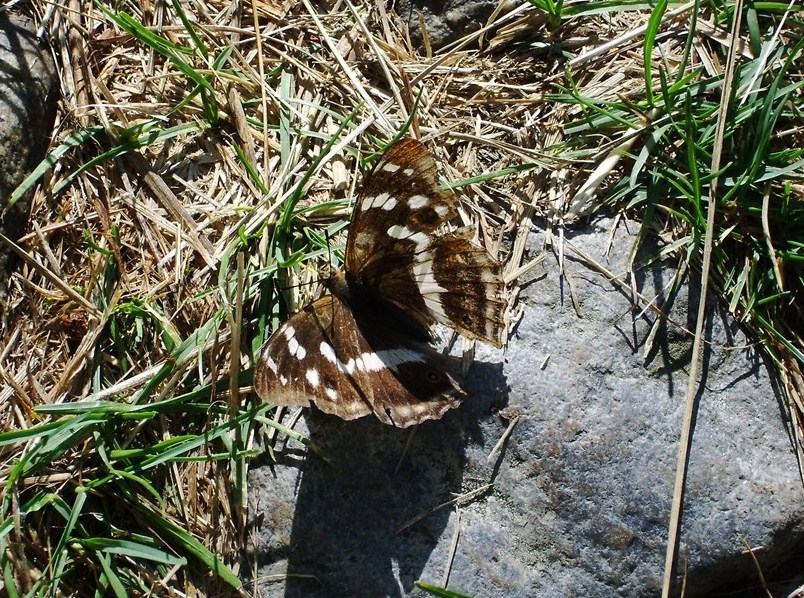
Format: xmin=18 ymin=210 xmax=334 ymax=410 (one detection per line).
xmin=0 ymin=12 xmax=58 ymax=280
xmin=690 ymin=532 xmax=804 ymax=598
xmin=248 ymin=360 xmax=509 ymax=596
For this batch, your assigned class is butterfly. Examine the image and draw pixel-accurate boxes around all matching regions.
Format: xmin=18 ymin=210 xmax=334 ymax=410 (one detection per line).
xmin=254 ymin=137 xmax=506 ymax=428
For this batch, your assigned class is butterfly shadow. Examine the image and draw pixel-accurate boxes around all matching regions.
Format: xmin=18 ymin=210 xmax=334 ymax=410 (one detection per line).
xmin=251 ymin=359 xmax=509 ymax=597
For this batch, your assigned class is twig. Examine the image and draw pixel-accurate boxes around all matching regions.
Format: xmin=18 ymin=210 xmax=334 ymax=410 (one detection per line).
xmin=487 ymin=414 xmax=520 ymax=463
xmin=442 ymin=509 xmax=461 ymax=588
xmin=397 ymin=484 xmax=493 ymax=533
xmin=661 ymin=2 xmax=744 ymax=596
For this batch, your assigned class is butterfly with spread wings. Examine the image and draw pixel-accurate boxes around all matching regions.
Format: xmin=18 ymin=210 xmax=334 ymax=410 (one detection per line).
xmin=254 ymin=137 xmax=506 ymax=428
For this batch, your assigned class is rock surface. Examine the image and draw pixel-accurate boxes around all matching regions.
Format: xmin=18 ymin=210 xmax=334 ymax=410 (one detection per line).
xmin=248 ymin=216 xmax=803 ymax=597
xmin=392 ymin=0 xmax=501 ymax=50
xmin=0 ymin=12 xmax=57 ymax=240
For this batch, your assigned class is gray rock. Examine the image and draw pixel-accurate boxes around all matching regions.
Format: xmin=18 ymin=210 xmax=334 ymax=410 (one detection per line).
xmin=0 ymin=12 xmax=58 ymax=241
xmin=248 ymin=216 xmax=803 ymax=597
xmin=393 ymin=1 xmax=501 ymax=50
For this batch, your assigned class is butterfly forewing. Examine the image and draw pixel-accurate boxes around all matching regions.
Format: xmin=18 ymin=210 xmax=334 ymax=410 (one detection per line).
xmin=346 ymin=137 xmax=458 ymax=277
xmin=347 ymin=138 xmax=506 ymax=347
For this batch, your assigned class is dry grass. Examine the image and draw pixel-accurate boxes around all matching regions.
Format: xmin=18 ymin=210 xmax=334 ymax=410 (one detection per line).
xmin=0 ymin=0 xmax=802 ymax=595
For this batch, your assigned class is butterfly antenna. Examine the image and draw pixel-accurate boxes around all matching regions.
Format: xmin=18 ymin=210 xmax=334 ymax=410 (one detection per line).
xmin=325 ymin=229 xmax=332 ymax=276
xmin=324 ymin=228 xmax=336 ymax=327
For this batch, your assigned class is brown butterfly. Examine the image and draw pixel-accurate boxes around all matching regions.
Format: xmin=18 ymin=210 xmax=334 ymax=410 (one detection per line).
xmin=254 ymin=137 xmax=506 ymax=427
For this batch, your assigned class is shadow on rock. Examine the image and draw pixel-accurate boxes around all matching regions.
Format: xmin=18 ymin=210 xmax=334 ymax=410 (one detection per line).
xmin=250 ymin=359 xmax=509 ymax=597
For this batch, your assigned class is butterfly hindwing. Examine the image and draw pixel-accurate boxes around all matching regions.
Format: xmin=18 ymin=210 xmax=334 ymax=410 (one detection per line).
xmin=255 ymin=287 xmax=465 ymax=428
xmin=430 ymin=228 xmax=507 ymax=347
xmin=255 ymin=295 xmax=369 ymax=421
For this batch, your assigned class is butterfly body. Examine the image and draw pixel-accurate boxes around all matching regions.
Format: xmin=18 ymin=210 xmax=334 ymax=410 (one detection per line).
xmin=255 ymin=138 xmax=506 ymax=427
